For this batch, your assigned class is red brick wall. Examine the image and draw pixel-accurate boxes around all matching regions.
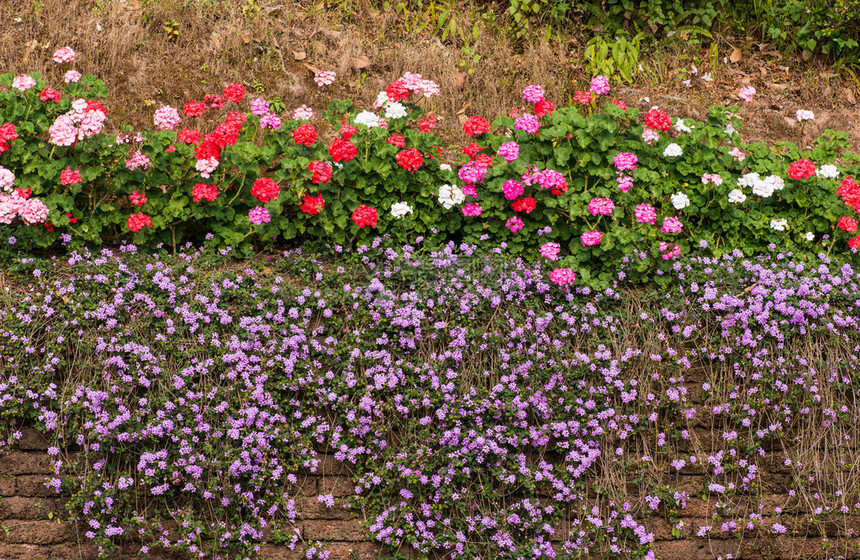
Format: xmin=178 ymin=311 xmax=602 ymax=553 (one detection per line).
xmin=2 ymin=428 xmax=860 ymax=559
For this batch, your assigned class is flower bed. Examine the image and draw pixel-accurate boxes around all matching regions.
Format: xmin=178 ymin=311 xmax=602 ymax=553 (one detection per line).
xmin=1 ymin=49 xmax=860 ymax=287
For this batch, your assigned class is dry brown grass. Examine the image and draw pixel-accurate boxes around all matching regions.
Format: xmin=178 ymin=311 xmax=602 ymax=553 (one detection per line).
xmin=6 ymin=0 xmax=854 ymax=151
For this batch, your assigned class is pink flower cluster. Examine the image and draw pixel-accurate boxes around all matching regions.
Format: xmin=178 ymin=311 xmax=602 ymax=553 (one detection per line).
xmin=0 ymin=166 xmax=14 ymax=192
xmin=661 ymin=216 xmax=683 ymax=233
xmin=126 ymin=150 xmax=152 ymax=171
xmin=459 ymin=161 xmax=487 ymax=185
xmin=613 ymin=152 xmax=638 ymax=171
xmin=549 ymin=267 xmax=576 ymax=286
xmin=53 ymin=47 xmax=76 ymax=63
xmin=634 ymin=203 xmax=657 ymax=224
xmin=196 ymin=157 xmax=219 ymax=178
xmin=502 ymin=180 xmax=524 ymax=200
xmin=49 ymin=99 xmax=107 ymax=146
xmin=587 ymin=197 xmax=615 ymax=216
xmin=293 ymin=105 xmax=314 ymax=120
xmin=249 ymin=206 xmax=271 ymax=225
xmin=250 ymin=98 xmax=269 ymax=116
xmin=642 ymin=128 xmax=660 ymax=145
xmin=462 ymin=202 xmax=482 ymax=217
xmin=12 ymin=75 xmax=36 ymax=92
xmin=701 ymin=173 xmax=723 ymax=185
xmin=514 ymin=114 xmax=540 ymax=134
xmin=497 ymin=142 xmax=520 ymax=162
xmin=0 ymin=192 xmax=48 ymax=225
xmin=533 ymin=169 xmax=567 ymax=193
xmin=590 ymin=75 xmax=610 ymax=95
xmin=522 ymin=85 xmax=544 ymax=103
xmin=153 ymin=106 xmax=181 ymax=131
xmin=314 ymin=71 xmax=336 ymax=87
xmin=659 ymin=241 xmax=681 ymax=260
xmin=64 ymin=70 xmax=82 ymax=84
xmin=581 ymin=230 xmax=603 ymax=246
xmin=506 ymin=216 xmax=524 ymax=233
xmin=540 ymin=242 xmax=560 ymax=260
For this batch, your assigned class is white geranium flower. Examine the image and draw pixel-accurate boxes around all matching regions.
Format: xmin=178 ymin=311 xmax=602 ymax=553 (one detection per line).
xmin=701 ymin=72 xmax=713 ymax=82
xmin=804 ymin=232 xmax=815 ymax=241
xmin=724 ymin=122 xmax=737 ymax=135
xmin=770 ymin=218 xmax=788 ymax=231
xmin=675 ymin=118 xmax=693 ymax=133
xmin=374 ymin=91 xmax=389 ymax=109
xmin=763 ymin=175 xmax=785 ymax=191
xmin=728 ymin=189 xmax=746 ymax=204
xmin=438 ymin=184 xmax=465 ymax=209
xmin=796 ymin=109 xmax=815 ymax=122
xmin=391 ymin=201 xmax=414 ymax=219
xmin=439 ymin=164 xmax=452 ymax=172
xmin=752 ymin=181 xmax=775 ymax=198
xmin=384 ymin=101 xmax=408 ymax=119
xmin=663 ymin=143 xmax=683 ymax=157
xmin=819 ymin=164 xmax=839 ymax=179
xmin=737 ymin=172 xmax=761 ymax=188
xmin=354 ymin=110 xmax=381 ymax=127
xmin=671 ymin=192 xmax=690 ymax=210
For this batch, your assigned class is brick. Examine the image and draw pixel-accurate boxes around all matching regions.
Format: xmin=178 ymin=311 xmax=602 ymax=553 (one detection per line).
xmin=311 ymin=454 xmax=353 ymax=476
xmin=300 ymin=519 xmax=365 ymax=541
xmin=260 ymin=544 xmax=304 ymax=560
xmin=319 ymin=476 xmax=354 ymax=497
xmin=286 ymin=475 xmax=317 ymax=497
xmin=0 ymin=454 xmax=50 ymax=475
xmin=653 ymin=539 xmax=757 ymax=560
xmin=678 ymin=498 xmax=718 ymax=518
xmin=323 ymin=542 xmax=381 ymax=560
xmin=0 ymin=475 xmax=15 ymax=496
xmin=14 ymin=475 xmax=54 ymax=498
xmin=16 ymin=429 xmax=48 ymax=452
xmin=2 ymin=519 xmax=72 ymax=544
xmin=0 ymin=497 xmax=64 ymax=520
xmin=297 ymin=496 xmax=356 ymax=520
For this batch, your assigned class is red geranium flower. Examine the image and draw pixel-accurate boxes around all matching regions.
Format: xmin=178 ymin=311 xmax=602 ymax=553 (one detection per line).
xmin=838 ymin=216 xmax=858 ymax=233
xmin=130 ymin=190 xmax=148 ymax=206
xmin=418 ymin=114 xmax=436 ymax=133
xmin=60 ymin=167 xmax=82 ymax=186
xmin=788 ymin=158 xmax=817 ymax=180
xmin=192 ymin=183 xmax=218 ymax=203
xmin=195 ymin=140 xmax=221 ymax=161
xmin=573 ymin=91 xmax=593 ymax=105
xmin=127 ymin=213 xmax=153 ymax=232
xmin=463 ymin=116 xmax=489 ymax=136
xmin=850 ymin=236 xmax=860 ymax=250
xmin=644 ymin=108 xmax=671 ymax=131
xmin=250 ymin=177 xmax=280 ymax=204
xmin=204 ymin=94 xmax=224 ymax=109
xmin=300 ymin=194 xmax=325 ymax=215
xmin=512 ymin=196 xmax=536 ymax=213
xmin=308 ymin=161 xmax=333 ymax=185
xmin=329 ymin=137 xmax=358 ymax=162
xmin=474 ymin=153 xmax=493 ymax=168
xmin=463 ymin=143 xmax=482 ymax=159
xmin=385 ymin=79 xmax=410 ymax=103
xmin=65 ymin=213 xmax=77 ymax=224
xmin=352 ymin=204 xmax=377 ymax=228
xmin=178 ymin=128 xmax=201 ymax=145
xmin=386 ymin=134 xmax=406 ymax=148
xmin=292 ymin=123 xmax=317 ymax=146
xmin=534 ymin=99 xmax=555 ymax=117
xmin=184 ymin=100 xmax=206 ymax=117
xmin=223 ymin=82 xmax=246 ymax=103
xmin=611 ymin=100 xmax=628 ymax=111
xmin=395 ymin=148 xmax=423 ymax=173
xmin=339 ymin=123 xmax=358 ymax=140
xmin=39 ymin=87 xmax=61 ymax=103
xmin=15 ymin=188 xmax=32 ymax=199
